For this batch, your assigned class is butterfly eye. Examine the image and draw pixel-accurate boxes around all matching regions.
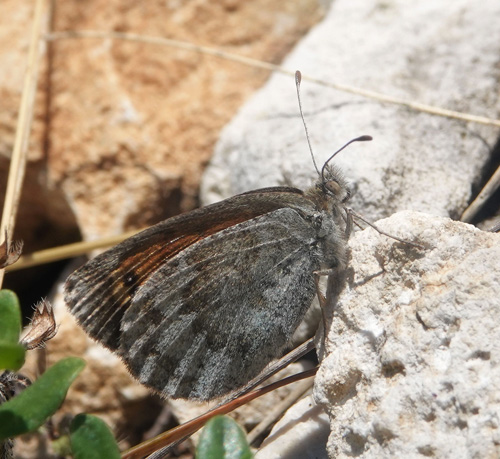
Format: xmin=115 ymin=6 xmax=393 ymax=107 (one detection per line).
xmin=325 ymin=180 xmax=342 ymax=196
xmin=325 ymin=181 xmax=350 ymax=203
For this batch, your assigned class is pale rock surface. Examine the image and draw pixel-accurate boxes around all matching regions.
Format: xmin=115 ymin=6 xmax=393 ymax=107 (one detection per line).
xmin=314 ymin=211 xmax=500 ymax=458
xmin=202 ymin=0 xmax=500 ymax=224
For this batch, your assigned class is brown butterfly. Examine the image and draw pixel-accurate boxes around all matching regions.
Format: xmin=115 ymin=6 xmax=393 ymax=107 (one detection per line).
xmin=64 ymin=72 xmax=372 ymax=401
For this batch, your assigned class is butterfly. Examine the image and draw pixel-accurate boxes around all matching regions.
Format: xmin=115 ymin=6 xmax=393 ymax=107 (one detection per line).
xmin=64 ymin=72 xmax=372 ymax=401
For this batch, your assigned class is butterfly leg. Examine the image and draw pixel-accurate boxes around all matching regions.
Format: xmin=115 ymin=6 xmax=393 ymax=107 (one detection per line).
xmin=313 ymin=268 xmax=338 ymax=349
xmin=346 ymin=207 xmax=424 ymax=249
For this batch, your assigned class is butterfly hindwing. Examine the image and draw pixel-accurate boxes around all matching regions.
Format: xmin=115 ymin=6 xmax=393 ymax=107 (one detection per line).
xmin=120 ymin=205 xmax=323 ymax=400
xmin=64 ymin=188 xmax=309 ymax=350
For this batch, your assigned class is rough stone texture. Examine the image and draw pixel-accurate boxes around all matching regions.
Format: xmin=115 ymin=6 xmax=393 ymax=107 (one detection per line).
xmin=198 ymin=3 xmax=500 ymax=453
xmin=314 ymin=211 xmax=500 ymax=458
xmin=201 ymin=0 xmax=500 ymax=225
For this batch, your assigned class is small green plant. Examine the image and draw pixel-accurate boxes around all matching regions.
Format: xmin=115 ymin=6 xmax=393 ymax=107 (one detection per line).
xmin=0 ymin=289 xmax=120 ymax=458
xmin=69 ymin=414 xmax=121 ymax=459
xmin=196 ymin=415 xmax=253 ymax=459
xmin=0 ymin=290 xmax=25 ymax=371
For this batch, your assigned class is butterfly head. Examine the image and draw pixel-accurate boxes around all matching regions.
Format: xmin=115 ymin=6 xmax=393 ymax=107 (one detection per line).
xmin=309 ymin=135 xmax=372 ymax=207
xmin=320 ymin=163 xmax=351 ymax=204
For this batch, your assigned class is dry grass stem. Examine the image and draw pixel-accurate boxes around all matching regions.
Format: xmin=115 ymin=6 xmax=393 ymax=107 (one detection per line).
xmin=0 ymin=0 xmax=47 ymax=287
xmin=45 ymin=30 xmax=500 ymax=128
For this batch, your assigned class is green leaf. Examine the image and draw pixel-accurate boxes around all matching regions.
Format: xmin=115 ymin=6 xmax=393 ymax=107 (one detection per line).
xmin=0 ymin=357 xmax=85 ymax=440
xmin=70 ymin=414 xmax=120 ymax=459
xmin=0 ymin=342 xmax=25 ymax=371
xmin=0 ymin=290 xmax=22 ymax=344
xmin=196 ymin=416 xmax=253 ymax=459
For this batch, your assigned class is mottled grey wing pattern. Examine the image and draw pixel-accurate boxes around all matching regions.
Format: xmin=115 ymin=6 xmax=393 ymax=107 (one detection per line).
xmin=65 ymin=188 xmax=305 ymax=351
xmin=64 ymin=187 xmax=341 ymax=400
xmin=120 ymin=207 xmax=324 ymax=400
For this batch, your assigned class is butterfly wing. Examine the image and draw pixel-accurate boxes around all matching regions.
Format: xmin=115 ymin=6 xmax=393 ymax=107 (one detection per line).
xmin=65 ymin=188 xmax=337 ymax=400
xmin=120 ymin=205 xmax=325 ymax=400
xmin=65 ymin=188 xmax=303 ymax=350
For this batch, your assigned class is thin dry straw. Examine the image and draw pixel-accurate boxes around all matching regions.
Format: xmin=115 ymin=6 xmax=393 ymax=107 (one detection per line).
xmin=44 ymin=30 xmax=500 ymax=128
xmin=0 ymin=0 xmax=47 ymax=288
xmin=6 ymin=230 xmax=141 ymax=272
xmin=461 ymin=164 xmax=500 ymax=223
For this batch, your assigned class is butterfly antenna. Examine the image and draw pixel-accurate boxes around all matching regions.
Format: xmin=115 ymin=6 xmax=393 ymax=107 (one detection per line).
xmin=295 ymin=71 xmax=321 ymax=176
xmin=321 ymin=135 xmax=372 ymax=182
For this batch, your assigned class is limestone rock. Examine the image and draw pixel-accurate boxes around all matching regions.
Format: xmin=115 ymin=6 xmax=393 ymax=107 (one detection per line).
xmin=315 ymin=211 xmax=500 ymax=458
xmin=202 ymin=0 xmax=500 ymax=224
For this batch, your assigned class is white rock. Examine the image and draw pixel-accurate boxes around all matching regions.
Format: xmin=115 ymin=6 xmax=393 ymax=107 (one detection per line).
xmin=314 ymin=211 xmax=500 ymax=458
xmin=201 ymin=0 xmax=500 ymax=222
